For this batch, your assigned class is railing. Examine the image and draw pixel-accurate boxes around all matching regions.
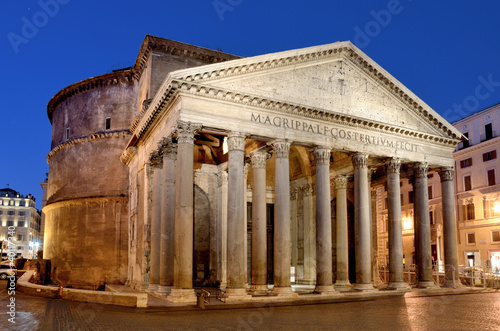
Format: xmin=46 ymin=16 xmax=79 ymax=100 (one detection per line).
xmin=378 ymin=264 xmax=500 ymax=288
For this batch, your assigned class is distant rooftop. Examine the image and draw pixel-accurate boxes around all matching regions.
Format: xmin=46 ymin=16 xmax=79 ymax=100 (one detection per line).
xmin=0 ymin=188 xmax=34 ymax=200
xmin=452 ymin=102 xmax=500 ymax=124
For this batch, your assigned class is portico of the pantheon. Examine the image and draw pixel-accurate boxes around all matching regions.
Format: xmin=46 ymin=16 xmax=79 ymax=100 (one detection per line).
xmin=43 ymin=32 xmax=466 ymax=302
xmin=116 ymin=39 xmax=464 ymax=302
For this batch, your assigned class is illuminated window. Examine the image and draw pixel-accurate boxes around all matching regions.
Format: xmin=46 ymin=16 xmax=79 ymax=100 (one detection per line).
xmin=462 ymin=202 xmax=475 ymax=221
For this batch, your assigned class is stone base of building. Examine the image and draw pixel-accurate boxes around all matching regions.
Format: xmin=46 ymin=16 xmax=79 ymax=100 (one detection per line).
xmin=387 ymin=281 xmax=411 ymax=290
xmin=225 ymin=288 xmax=252 ymax=301
xmin=249 ymin=284 xmax=269 ymax=295
xmin=157 ymin=285 xmax=172 ymax=296
xmin=417 ymin=281 xmax=439 ymax=289
xmin=334 ymin=280 xmax=352 ymax=292
xmin=444 ymin=279 xmax=464 ymax=288
xmin=353 ymin=283 xmax=376 ymax=292
xmin=314 ymin=285 xmax=339 ymax=295
xmin=166 ymin=288 xmax=197 ymax=303
xmin=146 ymin=283 xmax=159 ymax=293
xmin=271 ymin=286 xmax=299 ymax=297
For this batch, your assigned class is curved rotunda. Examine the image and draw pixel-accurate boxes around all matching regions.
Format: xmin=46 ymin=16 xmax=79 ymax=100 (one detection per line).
xmin=44 ymin=35 xmax=463 ymax=299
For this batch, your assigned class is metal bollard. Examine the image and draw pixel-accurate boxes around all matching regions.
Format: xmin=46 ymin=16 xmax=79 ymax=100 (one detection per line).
xmin=197 ymin=293 xmax=205 ymax=309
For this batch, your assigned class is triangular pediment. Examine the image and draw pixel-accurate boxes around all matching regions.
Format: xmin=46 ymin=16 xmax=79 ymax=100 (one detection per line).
xmin=168 ymin=42 xmax=462 ymax=140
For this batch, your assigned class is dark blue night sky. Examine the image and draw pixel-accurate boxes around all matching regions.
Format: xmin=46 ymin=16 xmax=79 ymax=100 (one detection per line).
xmin=2 ymin=0 xmax=500 ymax=208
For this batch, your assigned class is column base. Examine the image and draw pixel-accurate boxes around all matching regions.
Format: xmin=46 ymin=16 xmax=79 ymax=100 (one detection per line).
xmin=417 ymin=281 xmax=438 ymax=289
xmin=225 ymin=288 xmax=252 ymax=301
xmin=353 ymin=283 xmax=376 ymax=292
xmin=271 ymin=286 xmax=299 ymax=297
xmin=147 ymin=283 xmax=159 ymax=293
xmin=157 ymin=285 xmax=172 ymax=296
xmin=166 ymin=288 xmax=197 ymax=303
xmin=314 ymin=285 xmax=338 ymax=295
xmin=249 ymin=284 xmax=269 ymax=295
xmin=387 ymin=281 xmax=411 ymax=290
xmin=334 ymin=280 xmax=352 ymax=291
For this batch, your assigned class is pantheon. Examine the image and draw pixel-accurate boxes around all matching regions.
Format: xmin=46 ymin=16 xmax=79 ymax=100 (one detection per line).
xmin=43 ymin=35 xmax=464 ymax=302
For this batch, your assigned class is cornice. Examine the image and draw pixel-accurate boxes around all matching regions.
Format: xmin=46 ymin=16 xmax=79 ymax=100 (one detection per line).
xmin=44 ymin=195 xmax=128 ymax=212
xmin=453 ymin=136 xmax=500 ymax=157
xmin=47 ymin=130 xmax=131 ymax=164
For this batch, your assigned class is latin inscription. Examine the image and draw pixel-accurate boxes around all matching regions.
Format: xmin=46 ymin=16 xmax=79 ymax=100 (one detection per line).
xmin=250 ymin=113 xmax=418 ymax=152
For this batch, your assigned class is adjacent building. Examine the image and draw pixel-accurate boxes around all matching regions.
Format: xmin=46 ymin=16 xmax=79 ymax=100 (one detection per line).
xmin=376 ymin=103 xmax=500 ymax=275
xmin=44 ymin=35 xmax=463 ymax=299
xmin=0 ymin=188 xmax=42 ymax=259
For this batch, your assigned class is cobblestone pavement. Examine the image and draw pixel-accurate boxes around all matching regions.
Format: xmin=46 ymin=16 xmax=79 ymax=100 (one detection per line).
xmin=1 ymin=281 xmax=499 ymax=330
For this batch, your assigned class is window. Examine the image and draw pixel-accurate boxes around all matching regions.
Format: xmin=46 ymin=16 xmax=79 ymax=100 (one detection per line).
xmin=428 ymin=186 xmax=433 ymax=199
xmin=18 ymin=221 xmax=25 ymax=227
xmin=18 ymin=211 xmax=25 ymax=217
xmin=17 ymin=246 xmax=23 ymax=251
xmin=488 ymin=169 xmax=496 ymax=186
xmin=483 ymin=150 xmax=497 ymax=162
xmin=17 ymin=234 xmax=23 ymax=241
xmin=429 ymin=211 xmax=434 ymax=224
xmin=7 ymin=210 xmax=14 ymax=216
xmin=492 ymin=230 xmax=500 ymax=243
xmin=409 ymin=191 xmax=414 ymax=204
xmin=9 ymin=200 xmax=14 ymax=206
xmin=66 ymin=128 xmax=70 ymax=140
xmin=401 ymin=194 xmax=404 ymax=206
xmin=384 ymin=197 xmax=388 ymax=210
xmin=484 ymin=200 xmax=500 ymax=218
xmin=105 ymin=118 xmax=111 ymax=130
xmin=485 ymin=123 xmax=493 ymax=140
xmin=462 ymin=132 xmax=470 ymax=148
xmin=0 ymin=210 xmax=2 ymax=215
xmin=6 ymin=220 xmax=14 ymax=227
xmin=19 ymin=201 xmax=25 ymax=207
xmin=463 ymin=203 xmax=475 ymax=221
xmin=466 ymin=232 xmax=476 ymax=245
xmin=460 ymin=158 xmax=473 ymax=168
xmin=464 ymin=176 xmax=472 ymax=191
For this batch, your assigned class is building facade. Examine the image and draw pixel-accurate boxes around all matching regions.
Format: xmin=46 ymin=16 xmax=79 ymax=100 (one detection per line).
xmin=0 ymin=188 xmax=42 ymax=259
xmin=45 ymin=36 xmax=463 ymax=298
xmin=375 ymin=104 xmax=500 ymax=276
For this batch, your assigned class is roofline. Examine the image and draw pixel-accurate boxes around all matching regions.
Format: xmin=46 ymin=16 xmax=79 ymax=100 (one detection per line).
xmin=452 ymin=102 xmax=500 ymax=125
xmin=46 ymin=35 xmax=240 ymax=123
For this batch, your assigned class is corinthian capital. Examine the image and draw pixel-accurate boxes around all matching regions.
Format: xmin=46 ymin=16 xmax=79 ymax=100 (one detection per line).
xmin=250 ymin=149 xmax=270 ymax=169
xmin=175 ymin=121 xmax=202 ymax=144
xmin=439 ymin=167 xmax=454 ymax=182
xmin=269 ymin=139 xmax=291 ymax=159
xmin=352 ymin=152 xmax=368 ymax=169
xmin=158 ymin=137 xmax=177 ymax=159
xmin=386 ymin=158 xmax=401 ymax=174
xmin=148 ymin=150 xmax=163 ymax=168
xmin=334 ymin=175 xmax=348 ymax=190
xmin=227 ymin=132 xmax=247 ymax=151
xmin=414 ymin=162 xmax=428 ymax=179
xmin=313 ymin=147 xmax=331 ymax=166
